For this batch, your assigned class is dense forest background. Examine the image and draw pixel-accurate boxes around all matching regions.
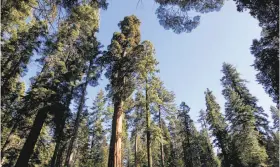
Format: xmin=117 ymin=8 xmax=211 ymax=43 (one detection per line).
xmin=1 ymin=0 xmax=279 ymax=167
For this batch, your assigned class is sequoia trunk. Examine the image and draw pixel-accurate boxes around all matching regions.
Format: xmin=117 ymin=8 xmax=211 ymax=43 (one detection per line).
xmin=108 ymin=100 xmax=123 ymax=167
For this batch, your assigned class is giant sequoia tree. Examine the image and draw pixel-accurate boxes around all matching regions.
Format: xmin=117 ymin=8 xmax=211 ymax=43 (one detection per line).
xmin=103 ymin=15 xmax=142 ymax=167
xmin=1 ymin=1 xmax=278 ymax=167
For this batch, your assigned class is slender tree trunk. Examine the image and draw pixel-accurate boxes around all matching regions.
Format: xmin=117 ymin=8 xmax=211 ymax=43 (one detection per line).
xmin=158 ymin=105 xmax=165 ymax=167
xmin=187 ymin=133 xmax=193 ymax=167
xmin=209 ymin=113 xmax=232 ymax=166
xmin=108 ymin=100 xmax=123 ymax=167
xmin=14 ymin=106 xmax=49 ymax=167
xmin=182 ymin=141 xmax=188 ymax=167
xmin=50 ymin=87 xmax=73 ymax=167
xmin=50 ymin=115 xmax=68 ymax=167
xmin=135 ymin=132 xmax=138 ymax=167
xmin=64 ymin=58 xmax=93 ymax=167
xmin=64 ymin=83 xmax=87 ymax=167
xmin=56 ymin=142 xmax=67 ymax=167
xmin=145 ymin=79 xmax=153 ymax=167
xmin=1 ymin=88 xmax=44 ymax=162
xmin=220 ymin=141 xmax=231 ymax=167
xmin=50 ymin=137 xmax=61 ymax=167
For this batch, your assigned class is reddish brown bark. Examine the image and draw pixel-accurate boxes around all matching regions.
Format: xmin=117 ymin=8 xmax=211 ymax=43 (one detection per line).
xmin=108 ymin=101 xmax=123 ymax=167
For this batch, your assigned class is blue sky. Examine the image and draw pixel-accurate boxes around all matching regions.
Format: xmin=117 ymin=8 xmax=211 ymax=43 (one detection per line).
xmin=23 ymin=0 xmax=274 ymax=127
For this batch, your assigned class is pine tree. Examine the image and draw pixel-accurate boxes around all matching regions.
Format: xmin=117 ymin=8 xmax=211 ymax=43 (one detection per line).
xmin=265 ymin=106 xmax=279 ymax=167
xmin=204 ymin=89 xmax=234 ymax=167
xmin=251 ymin=35 xmax=279 ymax=107
xmin=2 ymin=1 xmax=278 ymax=166
xmin=1 ymin=20 xmax=47 ymax=96
xmin=122 ymin=97 xmax=135 ymax=167
xmin=266 ymin=132 xmax=279 ymax=167
xmin=131 ymin=91 xmax=145 ymax=167
xmin=167 ymin=115 xmax=183 ymax=167
xmin=1 ymin=82 xmax=25 ymax=157
xmin=1 ymin=0 xmax=37 ymax=34
xmin=29 ymin=124 xmax=55 ymax=167
xmin=14 ymin=3 xmax=100 ymax=166
xmin=63 ymin=6 xmax=102 ymax=165
xmin=136 ymin=41 xmax=159 ymax=167
xmin=1 ymin=16 xmax=47 ymax=160
xmin=154 ymin=80 xmax=176 ymax=167
xmin=88 ymin=90 xmax=108 ymax=167
xmin=154 ymin=0 xmax=224 ymax=33
xmin=198 ymin=109 xmax=221 ymax=167
xmin=221 ymin=63 xmax=268 ymax=166
xmin=50 ymin=87 xmax=74 ymax=167
xmin=235 ymin=0 xmax=279 ymax=106
xmin=177 ymin=102 xmax=201 ymax=167
xmin=221 ymin=63 xmax=269 ymax=141
xmin=1 ymin=81 xmax=26 ymax=165
xmin=72 ymin=109 xmax=91 ymax=167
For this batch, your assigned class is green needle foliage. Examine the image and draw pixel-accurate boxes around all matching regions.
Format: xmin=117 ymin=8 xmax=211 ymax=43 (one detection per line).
xmin=103 ymin=15 xmax=142 ymax=167
xmin=222 ymin=63 xmax=268 ymax=167
xmin=198 ymin=109 xmax=221 ymax=167
xmin=1 ymin=1 xmax=278 ymax=167
xmin=154 ymin=0 xmax=279 ymax=108
xmin=88 ymin=90 xmax=108 ymax=167
xmin=204 ymin=89 xmax=234 ymax=167
xmin=178 ymin=102 xmax=201 ymax=167
xmin=221 ymin=63 xmax=269 ymax=140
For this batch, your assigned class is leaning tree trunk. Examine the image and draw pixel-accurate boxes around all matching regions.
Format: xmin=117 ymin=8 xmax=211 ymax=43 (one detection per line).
xmin=108 ymin=100 xmax=123 ymax=167
xmin=56 ymin=142 xmax=67 ymax=167
xmin=4 ymin=63 xmax=49 ymax=165
xmin=50 ymin=87 xmax=73 ymax=167
xmin=64 ymin=58 xmax=93 ymax=167
xmin=1 ymin=94 xmax=40 ymax=161
xmin=50 ymin=113 xmax=67 ymax=167
xmin=158 ymin=105 xmax=165 ymax=167
xmin=14 ymin=106 xmax=50 ymax=167
xmin=145 ymin=79 xmax=153 ymax=167
xmin=64 ymin=83 xmax=87 ymax=167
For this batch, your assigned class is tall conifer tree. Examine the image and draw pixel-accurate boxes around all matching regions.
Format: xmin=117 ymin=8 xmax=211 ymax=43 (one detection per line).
xmin=103 ymin=15 xmax=141 ymax=167
xmin=221 ymin=63 xmax=268 ymax=166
